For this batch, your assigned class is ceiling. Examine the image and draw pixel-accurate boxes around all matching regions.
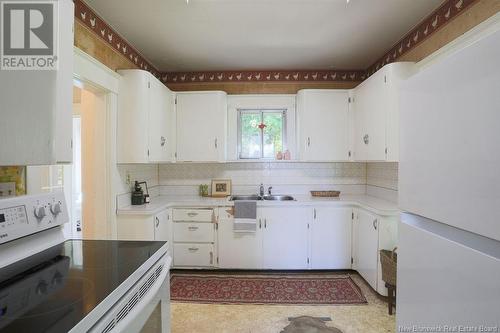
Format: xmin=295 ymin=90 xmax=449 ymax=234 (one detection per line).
xmin=84 ymin=0 xmax=444 ymax=72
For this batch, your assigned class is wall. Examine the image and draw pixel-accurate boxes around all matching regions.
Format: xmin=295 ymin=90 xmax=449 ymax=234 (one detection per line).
xmin=366 ymin=162 xmax=399 ymax=202
xmin=398 ymin=0 xmax=500 ymax=63
xmin=0 ymin=166 xmax=26 ymax=197
xmin=116 ymin=164 xmax=159 ymax=196
xmin=167 ymin=81 xmax=359 ymax=95
xmin=74 ymin=20 xmax=139 ymax=72
xmin=73 ymin=0 xmax=499 ymax=95
xmin=157 ymin=162 xmax=366 ymax=196
xmin=116 ymin=161 xmax=403 ymax=205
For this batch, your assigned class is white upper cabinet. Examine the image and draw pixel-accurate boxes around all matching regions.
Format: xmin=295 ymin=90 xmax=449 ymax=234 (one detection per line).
xmin=352 ymin=62 xmax=415 ymax=161
xmin=117 ymin=69 xmax=174 ymax=163
xmin=0 ymin=0 xmax=74 ymax=166
xmin=297 ymin=90 xmax=350 ymax=161
xmin=176 ymin=91 xmax=227 ymax=162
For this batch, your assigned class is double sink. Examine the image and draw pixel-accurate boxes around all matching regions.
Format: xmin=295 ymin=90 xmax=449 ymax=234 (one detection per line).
xmin=229 ymin=194 xmax=295 ymax=201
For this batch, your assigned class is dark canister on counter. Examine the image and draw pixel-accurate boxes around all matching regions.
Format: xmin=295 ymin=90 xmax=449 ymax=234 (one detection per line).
xmin=131 ymin=181 xmax=144 ymax=205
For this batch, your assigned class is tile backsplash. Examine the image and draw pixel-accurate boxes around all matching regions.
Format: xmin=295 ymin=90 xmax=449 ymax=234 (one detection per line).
xmin=159 ymin=162 xmax=366 ymax=186
xmin=366 ymin=162 xmax=398 ymax=190
xmin=116 ymin=162 xmax=399 ymax=202
xmin=116 ymin=164 xmax=158 ymax=195
xmin=158 ymin=162 xmax=367 ymax=197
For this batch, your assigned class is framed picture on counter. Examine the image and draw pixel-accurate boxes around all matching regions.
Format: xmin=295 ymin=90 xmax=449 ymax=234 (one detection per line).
xmin=211 ymin=179 xmax=231 ymax=197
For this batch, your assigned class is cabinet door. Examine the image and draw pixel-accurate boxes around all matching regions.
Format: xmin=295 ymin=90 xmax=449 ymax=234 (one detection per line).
xmin=117 ymin=215 xmax=155 ymax=240
xmin=174 ymin=243 xmax=215 ymax=267
xmin=297 ymin=90 xmax=350 ymax=161
xmin=217 ymin=209 xmax=263 ymax=269
xmin=354 ymin=209 xmax=379 ymax=289
xmin=311 ymin=207 xmax=352 ymax=269
xmin=176 ymin=92 xmax=226 ymax=162
xmin=148 ymin=81 xmax=173 ymax=162
xmin=261 ymin=207 xmax=310 ymax=269
xmin=353 ymin=69 xmax=388 ymax=161
xmin=154 ymin=210 xmax=170 ymax=241
xmin=117 ymin=70 xmax=149 ymax=163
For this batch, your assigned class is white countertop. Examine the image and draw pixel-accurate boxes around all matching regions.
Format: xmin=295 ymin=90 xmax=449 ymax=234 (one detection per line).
xmin=116 ymin=194 xmax=399 ymax=217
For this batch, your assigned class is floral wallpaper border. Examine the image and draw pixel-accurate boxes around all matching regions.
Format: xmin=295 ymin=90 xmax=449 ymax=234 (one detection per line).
xmin=365 ymin=0 xmax=479 ymax=76
xmin=74 ymin=0 xmax=161 ymax=79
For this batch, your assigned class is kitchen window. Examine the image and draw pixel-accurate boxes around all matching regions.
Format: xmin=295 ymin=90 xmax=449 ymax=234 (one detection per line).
xmin=237 ymin=109 xmax=286 ymax=159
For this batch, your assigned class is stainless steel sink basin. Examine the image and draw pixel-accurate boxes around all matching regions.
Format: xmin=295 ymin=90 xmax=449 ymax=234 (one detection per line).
xmin=229 ymin=195 xmax=262 ymax=201
xmin=262 ymin=195 xmax=295 ymax=201
xmin=229 ymin=194 xmax=295 ymax=201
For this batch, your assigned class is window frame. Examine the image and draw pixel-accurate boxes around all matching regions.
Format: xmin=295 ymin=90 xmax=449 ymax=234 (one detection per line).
xmin=237 ymin=108 xmax=287 ymax=160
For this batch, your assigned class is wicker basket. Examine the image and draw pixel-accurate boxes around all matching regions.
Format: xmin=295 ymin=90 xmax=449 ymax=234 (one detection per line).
xmin=380 ymin=247 xmax=397 ymax=286
xmin=310 ymin=191 xmax=341 ymax=197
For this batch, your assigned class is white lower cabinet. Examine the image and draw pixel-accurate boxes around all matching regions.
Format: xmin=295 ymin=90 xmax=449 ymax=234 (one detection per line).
xmin=353 ymin=209 xmax=379 ymax=289
xmin=165 ymin=204 xmax=397 ymax=295
xmin=310 ymin=207 xmax=352 ymax=269
xmin=260 ymin=207 xmax=310 ymax=269
xmin=117 ymin=209 xmax=171 ymax=241
xmin=172 ymin=208 xmax=217 ymax=268
xmin=217 ymin=207 xmax=310 ymax=269
xmin=173 ymin=222 xmax=215 ymax=243
xmin=218 ymin=208 xmax=263 ymax=269
xmin=352 ymin=208 xmax=398 ymax=296
xmin=174 ymin=243 xmax=215 ymax=267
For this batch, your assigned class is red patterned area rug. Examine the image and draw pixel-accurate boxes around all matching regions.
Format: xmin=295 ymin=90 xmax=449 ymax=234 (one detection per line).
xmin=170 ymin=273 xmax=367 ymax=305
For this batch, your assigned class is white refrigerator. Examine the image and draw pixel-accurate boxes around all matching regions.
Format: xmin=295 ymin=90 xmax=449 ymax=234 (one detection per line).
xmin=397 ymin=24 xmax=500 ymax=330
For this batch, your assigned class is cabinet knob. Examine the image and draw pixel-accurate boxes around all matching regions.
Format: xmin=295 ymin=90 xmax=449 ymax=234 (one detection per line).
xmin=160 ymin=136 xmax=166 ymax=147
xmin=155 ymin=217 xmax=159 ymax=227
xmin=373 ymin=219 xmax=378 ymax=230
xmin=307 ymin=137 xmax=311 ymax=147
xmin=363 ymin=134 xmax=369 ymax=145
xmin=214 ymin=138 xmax=218 ymax=149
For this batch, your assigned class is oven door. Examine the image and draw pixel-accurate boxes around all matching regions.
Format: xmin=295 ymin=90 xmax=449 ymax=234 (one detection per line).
xmin=89 ymin=255 xmax=172 ymax=333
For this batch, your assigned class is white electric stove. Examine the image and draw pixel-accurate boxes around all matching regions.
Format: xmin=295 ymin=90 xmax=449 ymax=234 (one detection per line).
xmin=0 ymin=192 xmax=171 ymax=333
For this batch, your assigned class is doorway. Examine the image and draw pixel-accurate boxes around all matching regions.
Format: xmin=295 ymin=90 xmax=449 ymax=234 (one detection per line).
xmin=27 ymin=83 xmax=110 ymax=239
xmin=71 ymin=84 xmax=109 ymax=239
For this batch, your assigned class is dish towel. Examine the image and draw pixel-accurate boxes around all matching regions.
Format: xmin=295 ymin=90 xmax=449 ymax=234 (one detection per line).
xmin=233 ymin=200 xmax=257 ymax=233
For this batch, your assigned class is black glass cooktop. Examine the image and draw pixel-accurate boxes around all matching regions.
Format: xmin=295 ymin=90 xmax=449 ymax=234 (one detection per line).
xmin=0 ymin=239 xmax=166 ymax=333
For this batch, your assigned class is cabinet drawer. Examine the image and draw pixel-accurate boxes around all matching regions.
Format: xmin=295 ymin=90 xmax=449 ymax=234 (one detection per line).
xmin=173 ymin=208 xmax=214 ymax=222
xmin=174 ymin=243 xmax=214 ymax=267
xmin=173 ymin=222 xmax=214 ymax=242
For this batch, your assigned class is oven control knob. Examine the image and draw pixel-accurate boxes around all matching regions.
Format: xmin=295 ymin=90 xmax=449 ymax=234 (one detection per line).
xmin=52 ymin=272 xmax=63 ymax=286
xmin=50 ymin=202 xmax=62 ymax=216
xmin=34 ymin=206 xmax=46 ymax=219
xmin=36 ymin=281 xmax=48 ymax=295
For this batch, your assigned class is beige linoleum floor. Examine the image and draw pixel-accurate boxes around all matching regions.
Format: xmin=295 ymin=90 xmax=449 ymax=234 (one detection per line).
xmin=170 ymin=273 xmax=395 ymax=333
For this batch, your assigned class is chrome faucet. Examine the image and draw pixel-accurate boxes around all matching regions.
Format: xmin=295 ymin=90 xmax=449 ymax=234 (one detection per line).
xmin=267 ymin=186 xmax=273 ymax=195
xmin=259 ymin=183 xmax=264 ymax=196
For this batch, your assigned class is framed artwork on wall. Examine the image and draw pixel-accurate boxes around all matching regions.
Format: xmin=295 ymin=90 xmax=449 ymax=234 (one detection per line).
xmin=211 ymin=179 xmax=232 ymax=197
